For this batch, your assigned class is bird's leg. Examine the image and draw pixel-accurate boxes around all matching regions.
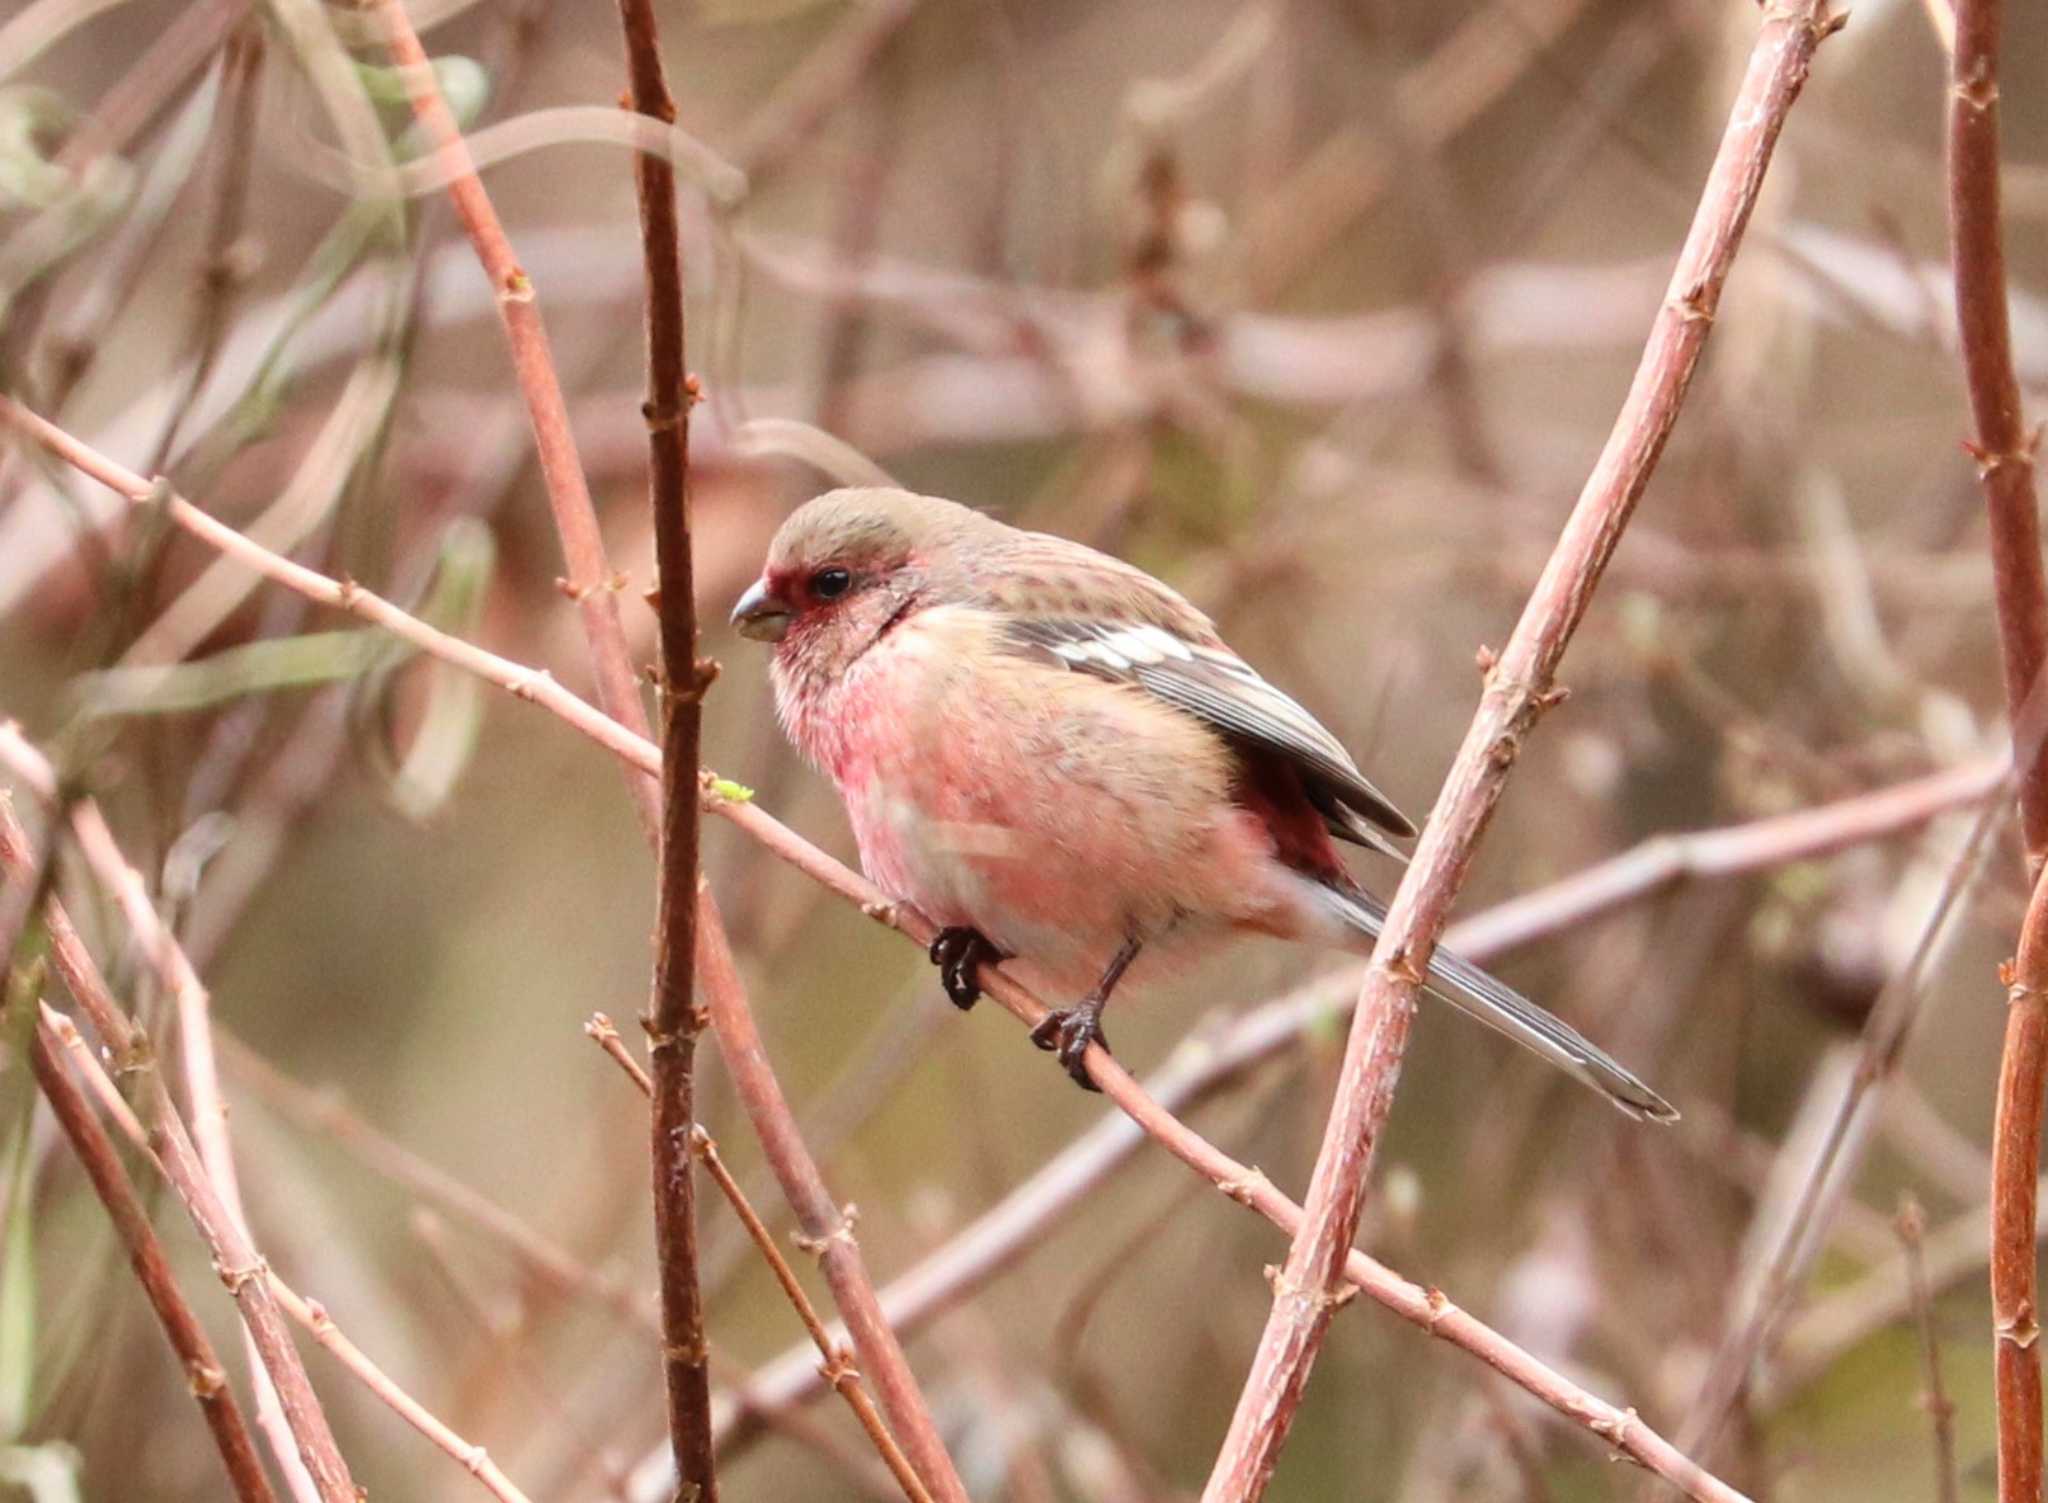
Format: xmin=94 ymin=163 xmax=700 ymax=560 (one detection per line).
xmin=928 ymin=926 xmax=1005 ymax=1010
xmin=1029 ymin=932 xmax=1142 ymax=1091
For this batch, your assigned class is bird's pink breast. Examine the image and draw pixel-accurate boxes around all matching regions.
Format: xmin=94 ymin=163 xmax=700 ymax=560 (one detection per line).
xmin=775 ymin=607 xmax=1314 ymax=997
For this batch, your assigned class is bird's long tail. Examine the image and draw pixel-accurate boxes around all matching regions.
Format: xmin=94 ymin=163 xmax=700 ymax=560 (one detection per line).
xmin=1320 ymin=883 xmax=1678 ymax=1123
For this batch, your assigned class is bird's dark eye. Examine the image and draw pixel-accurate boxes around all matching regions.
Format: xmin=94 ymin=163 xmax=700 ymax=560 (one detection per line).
xmin=811 ymin=567 xmax=852 ymax=601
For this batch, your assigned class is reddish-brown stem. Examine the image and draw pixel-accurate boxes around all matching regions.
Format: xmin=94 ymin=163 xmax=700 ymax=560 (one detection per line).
xmin=1950 ymin=0 xmax=2048 ymax=875
xmin=610 ymin=0 xmax=716 ymax=1490
xmin=28 ymin=1020 xmax=276 ymax=1503
xmin=696 ymin=889 xmax=971 ymax=1503
xmin=1996 ymin=864 xmax=2048 ymax=1503
xmin=1201 ymin=6 xmax=1841 ymax=1496
xmin=369 ymin=0 xmax=660 ymax=842
xmin=1949 ymin=1 xmax=2048 ymax=1497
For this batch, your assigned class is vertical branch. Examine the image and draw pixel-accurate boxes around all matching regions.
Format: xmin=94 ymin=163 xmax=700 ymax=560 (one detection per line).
xmin=1897 ymin=1195 xmax=1962 ymax=1503
xmin=612 ymin=0 xmax=716 ymax=1493
xmin=1996 ymin=863 xmax=2048 ymax=1503
xmin=696 ymin=890 xmax=972 ymax=1503
xmin=1948 ymin=4 xmax=2048 ymax=1498
xmin=1949 ymin=0 xmax=2048 ymax=874
xmin=1199 ymin=5 xmax=1842 ymax=1498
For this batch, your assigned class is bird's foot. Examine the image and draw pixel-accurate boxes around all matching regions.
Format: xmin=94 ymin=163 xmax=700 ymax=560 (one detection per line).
xmin=928 ymin=927 xmax=1003 ymax=1010
xmin=1029 ymin=999 xmax=1110 ymax=1091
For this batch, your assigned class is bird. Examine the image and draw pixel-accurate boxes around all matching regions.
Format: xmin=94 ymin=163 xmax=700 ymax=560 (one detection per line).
xmin=730 ymin=486 xmax=1677 ymax=1122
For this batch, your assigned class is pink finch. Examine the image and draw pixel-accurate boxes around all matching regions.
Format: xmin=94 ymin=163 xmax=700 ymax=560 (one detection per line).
xmin=732 ymin=487 xmax=1675 ymax=1121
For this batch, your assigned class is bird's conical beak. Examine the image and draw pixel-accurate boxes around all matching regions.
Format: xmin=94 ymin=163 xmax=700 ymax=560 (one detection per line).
xmin=730 ymin=577 xmax=792 ymax=642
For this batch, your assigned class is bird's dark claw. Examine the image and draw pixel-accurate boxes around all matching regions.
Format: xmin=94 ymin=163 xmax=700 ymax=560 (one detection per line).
xmin=929 ymin=927 xmax=1003 ymax=1010
xmin=1029 ymin=1001 xmax=1109 ymax=1091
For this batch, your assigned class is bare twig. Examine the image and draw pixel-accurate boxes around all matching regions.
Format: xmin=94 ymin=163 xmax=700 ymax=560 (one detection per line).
xmin=1201 ymin=7 xmax=1842 ymax=1497
xmin=693 ymin=1127 xmax=935 ymax=1503
xmin=27 ymin=1018 xmax=275 ymax=1502
xmin=610 ymin=0 xmax=717 ymax=1490
xmin=696 ymin=889 xmax=972 ymax=1503
xmin=586 ymin=1011 xmax=655 ymax=1096
xmin=1897 ymin=1196 xmax=1962 ymax=1503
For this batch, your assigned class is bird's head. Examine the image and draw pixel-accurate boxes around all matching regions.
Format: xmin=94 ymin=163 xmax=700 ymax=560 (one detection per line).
xmin=731 ymin=487 xmax=990 ymax=682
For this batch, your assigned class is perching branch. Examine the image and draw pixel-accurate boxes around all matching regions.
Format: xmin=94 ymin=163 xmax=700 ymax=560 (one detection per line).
xmin=714 ymin=758 xmax=2003 ymax=1454
xmin=1203 ymin=6 xmax=1842 ymax=1496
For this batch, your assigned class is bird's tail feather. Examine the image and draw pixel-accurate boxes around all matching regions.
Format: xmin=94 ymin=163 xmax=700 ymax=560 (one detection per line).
xmin=1321 ymin=884 xmax=1678 ymax=1123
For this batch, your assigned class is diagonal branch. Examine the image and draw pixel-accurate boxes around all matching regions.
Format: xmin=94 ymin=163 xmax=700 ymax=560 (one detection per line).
xmin=1200 ymin=5 xmax=1844 ymax=1497
xmin=695 ymin=888 xmax=972 ymax=1503
xmin=27 ymin=1015 xmax=277 ymax=1503
xmin=366 ymin=0 xmax=661 ymax=842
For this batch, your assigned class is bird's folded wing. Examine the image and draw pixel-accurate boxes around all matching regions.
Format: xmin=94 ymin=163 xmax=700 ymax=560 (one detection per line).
xmin=1002 ymin=616 xmax=1415 ymax=851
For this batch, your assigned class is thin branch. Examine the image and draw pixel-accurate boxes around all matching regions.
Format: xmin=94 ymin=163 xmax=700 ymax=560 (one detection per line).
xmin=586 ymin=1011 xmax=655 ymax=1095
xmin=27 ymin=1017 xmax=276 ymax=1503
xmin=696 ymin=888 xmax=972 ymax=1503
xmin=610 ymin=0 xmax=716 ymax=1489
xmin=693 ymin=1126 xmax=935 ymax=1503
xmin=1897 ymin=1196 xmax=1961 ymax=1503
xmin=364 ymin=0 xmax=661 ymax=841
xmin=1204 ymin=5 xmax=1842 ymax=1494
